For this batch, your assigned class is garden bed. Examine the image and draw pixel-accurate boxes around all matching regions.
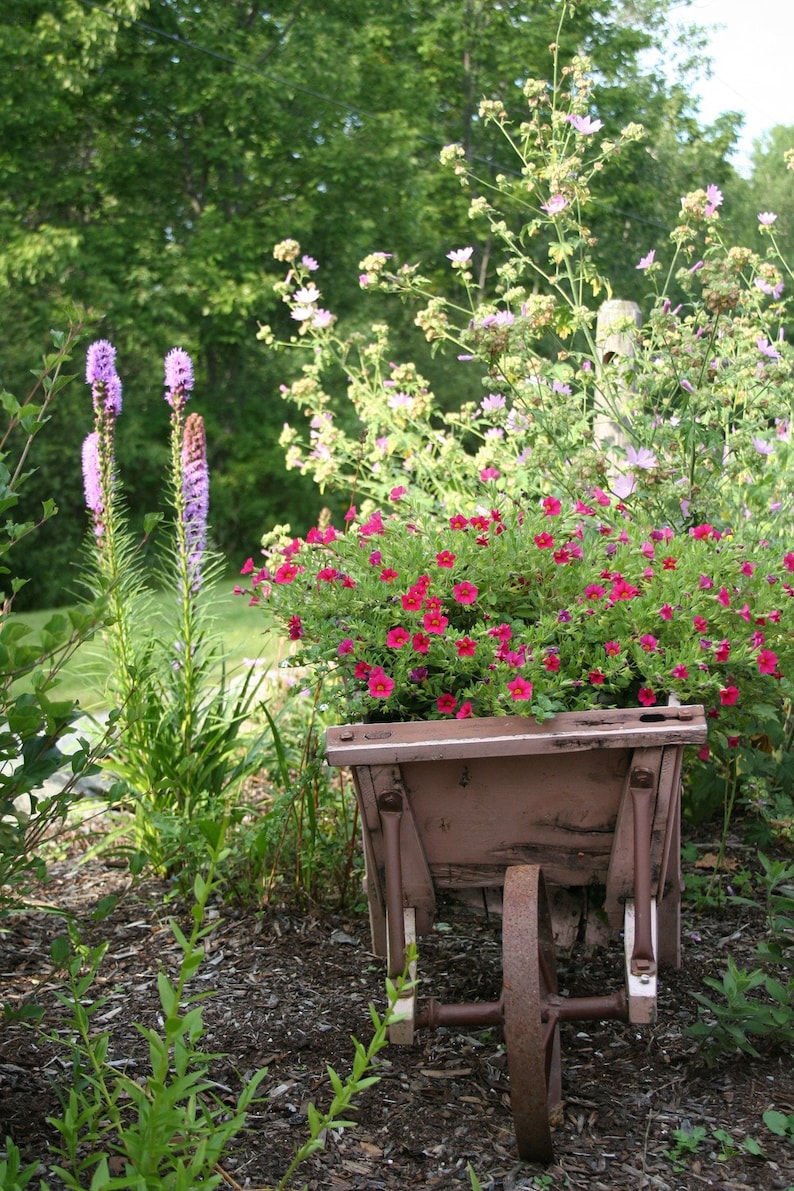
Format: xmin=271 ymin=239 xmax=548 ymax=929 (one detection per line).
xmin=0 ymin=819 xmax=791 ymax=1190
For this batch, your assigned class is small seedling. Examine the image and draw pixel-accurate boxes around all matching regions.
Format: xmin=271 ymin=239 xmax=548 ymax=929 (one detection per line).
xmin=712 ymin=1126 xmax=764 ymax=1161
xmin=665 ymin=1124 xmax=707 ymax=1170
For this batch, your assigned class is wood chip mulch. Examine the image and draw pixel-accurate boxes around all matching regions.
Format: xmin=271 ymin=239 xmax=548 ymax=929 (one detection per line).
xmin=0 ymin=818 xmax=792 ymax=1190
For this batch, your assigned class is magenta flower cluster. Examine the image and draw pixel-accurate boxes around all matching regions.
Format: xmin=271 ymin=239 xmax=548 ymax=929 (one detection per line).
xmin=242 ymin=485 xmax=794 ymax=746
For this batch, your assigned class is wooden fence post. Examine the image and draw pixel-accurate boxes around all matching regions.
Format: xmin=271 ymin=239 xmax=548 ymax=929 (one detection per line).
xmin=594 ymin=298 xmax=642 ymax=467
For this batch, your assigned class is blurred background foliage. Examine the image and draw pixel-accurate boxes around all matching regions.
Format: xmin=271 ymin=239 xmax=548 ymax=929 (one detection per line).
xmin=1 ymin=0 xmax=792 ymax=607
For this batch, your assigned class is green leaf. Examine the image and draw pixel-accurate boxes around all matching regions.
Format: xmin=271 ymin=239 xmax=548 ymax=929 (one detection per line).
xmin=762 ymin=1109 xmax=790 ymax=1137
xmin=50 ymin=934 xmax=71 ymax=966
xmin=91 ymin=895 xmax=119 ymax=922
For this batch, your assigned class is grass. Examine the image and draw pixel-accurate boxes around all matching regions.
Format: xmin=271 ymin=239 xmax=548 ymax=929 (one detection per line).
xmin=11 ymin=577 xmax=280 ymax=712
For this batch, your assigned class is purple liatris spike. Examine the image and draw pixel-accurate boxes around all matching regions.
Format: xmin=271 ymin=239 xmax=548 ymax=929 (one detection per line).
xmin=86 ymin=339 xmax=116 ymax=386
xmin=81 ymin=432 xmax=104 ymax=535
xmin=164 ymin=347 xmax=194 ymax=409
xmin=181 ymin=412 xmax=209 ymax=591
xmin=86 ymin=339 xmax=122 ymax=416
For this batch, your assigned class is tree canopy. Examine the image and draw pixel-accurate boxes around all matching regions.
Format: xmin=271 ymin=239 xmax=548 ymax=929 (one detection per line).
xmin=1 ymin=0 xmax=780 ymax=606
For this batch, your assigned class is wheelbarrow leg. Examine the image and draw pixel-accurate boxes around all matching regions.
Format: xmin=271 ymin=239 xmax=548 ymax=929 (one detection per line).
xmin=502 ymin=865 xmax=561 ymax=1164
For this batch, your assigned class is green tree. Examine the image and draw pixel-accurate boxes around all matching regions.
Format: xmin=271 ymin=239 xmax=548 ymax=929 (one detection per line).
xmin=0 ymin=0 xmax=743 ymax=604
xmin=730 ymin=126 xmax=794 ymax=253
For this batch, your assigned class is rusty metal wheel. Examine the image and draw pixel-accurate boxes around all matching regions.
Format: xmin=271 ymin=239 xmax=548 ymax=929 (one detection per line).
xmin=502 ymin=864 xmax=561 ymax=1163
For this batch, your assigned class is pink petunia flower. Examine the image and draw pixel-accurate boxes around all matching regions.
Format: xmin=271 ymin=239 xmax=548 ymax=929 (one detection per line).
xmin=714 ymin=640 xmax=731 ymax=663
xmin=757 ymin=649 xmax=779 ymax=675
xmin=367 ymin=667 xmax=394 ymax=698
xmin=455 ymin=636 xmax=477 ymax=657
xmin=423 ymin=611 xmax=449 ymax=635
xmin=452 ymin=581 xmax=478 ymax=605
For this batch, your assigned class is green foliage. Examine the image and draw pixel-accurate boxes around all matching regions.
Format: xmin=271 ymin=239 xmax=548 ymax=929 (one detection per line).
xmin=46 ymin=823 xmax=269 ymax=1189
xmin=43 ymin=819 xmax=414 ymax=1188
xmin=273 ymin=950 xmax=416 ymax=1191
xmin=763 ymin=1109 xmax=794 ymax=1145
xmin=687 ymin=853 xmax=794 ymax=1060
xmin=80 ymin=345 xmax=271 ymax=888
xmin=664 ymin=1123 xmax=707 ymax=1170
xmin=665 ymin=1121 xmax=765 ymax=1169
xmin=731 ymin=852 xmax=794 ymax=964
xmin=248 ymin=32 xmax=794 ymax=850
xmin=222 ymin=684 xmax=362 ymax=909
xmin=0 ymin=1136 xmax=40 ymax=1189
xmin=251 ymin=469 xmax=794 ymax=728
xmin=0 ymin=0 xmax=751 ymax=604
xmin=0 ymin=326 xmax=107 ymax=911
xmin=712 ymin=1127 xmax=764 ymax=1161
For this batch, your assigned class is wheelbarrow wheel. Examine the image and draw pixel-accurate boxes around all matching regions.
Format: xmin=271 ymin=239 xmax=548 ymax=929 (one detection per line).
xmin=502 ymin=864 xmax=561 ymax=1163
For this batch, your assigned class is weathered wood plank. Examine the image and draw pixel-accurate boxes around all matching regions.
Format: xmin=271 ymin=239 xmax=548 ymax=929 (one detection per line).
xmin=352 ymin=764 xmax=437 ymax=940
xmin=326 ymin=706 xmax=707 ymax=767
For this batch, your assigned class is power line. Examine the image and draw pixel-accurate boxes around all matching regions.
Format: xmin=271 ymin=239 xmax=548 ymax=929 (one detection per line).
xmin=73 ymin=0 xmax=412 ymax=127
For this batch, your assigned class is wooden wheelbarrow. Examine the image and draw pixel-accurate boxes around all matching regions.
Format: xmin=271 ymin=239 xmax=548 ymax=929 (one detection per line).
xmin=326 ymin=703 xmax=708 ymax=1163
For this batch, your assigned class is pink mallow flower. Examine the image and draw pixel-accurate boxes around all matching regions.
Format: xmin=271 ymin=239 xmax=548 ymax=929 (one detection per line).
xmin=541 ymin=194 xmax=568 ymax=215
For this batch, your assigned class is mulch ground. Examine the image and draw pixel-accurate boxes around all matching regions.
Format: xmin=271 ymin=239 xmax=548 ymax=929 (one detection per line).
xmin=0 ymin=814 xmax=792 ymax=1191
